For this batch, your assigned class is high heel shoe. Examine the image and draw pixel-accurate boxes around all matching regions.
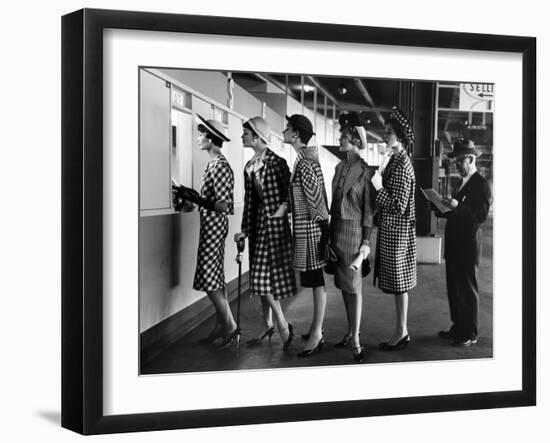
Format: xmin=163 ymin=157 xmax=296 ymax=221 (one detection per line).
xmin=334 ymin=334 xmax=353 ymax=348
xmin=245 ymin=326 xmax=275 ymax=346
xmin=283 ymin=323 xmax=295 ymax=350
xmin=352 ymin=346 xmax=365 ymax=363
xmin=378 ymin=334 xmax=410 ymax=351
xmin=217 ymin=327 xmax=241 ymax=349
xmin=297 ymin=337 xmax=325 ymax=357
xmin=301 ymin=328 xmax=324 ymax=341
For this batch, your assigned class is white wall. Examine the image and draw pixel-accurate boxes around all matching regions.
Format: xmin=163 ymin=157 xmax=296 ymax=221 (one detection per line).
xmin=1 ymin=1 xmax=547 ymax=443
xmin=140 ymin=69 xmax=340 ymax=332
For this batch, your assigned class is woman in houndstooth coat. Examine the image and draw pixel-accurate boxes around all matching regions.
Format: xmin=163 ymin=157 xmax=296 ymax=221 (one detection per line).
xmin=173 ymin=115 xmax=238 ymax=348
xmin=234 ymin=117 xmax=297 ymax=349
xmin=371 ymin=106 xmax=417 ymax=351
xmin=281 ymin=114 xmax=329 ymax=357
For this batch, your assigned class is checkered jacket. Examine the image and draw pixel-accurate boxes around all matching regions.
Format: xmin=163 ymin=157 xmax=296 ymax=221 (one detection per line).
xmin=289 ymin=146 xmax=329 ymax=271
xmin=241 ymin=148 xmax=296 ymax=298
xmin=374 ymin=149 xmax=417 ymax=294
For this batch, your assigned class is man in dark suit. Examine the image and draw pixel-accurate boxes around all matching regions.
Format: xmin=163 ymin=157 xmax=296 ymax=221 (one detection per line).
xmin=433 ymin=138 xmax=492 ymax=346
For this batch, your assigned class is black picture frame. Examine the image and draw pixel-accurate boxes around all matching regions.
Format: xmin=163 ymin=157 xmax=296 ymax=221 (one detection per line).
xmin=61 ymin=8 xmax=536 ymax=435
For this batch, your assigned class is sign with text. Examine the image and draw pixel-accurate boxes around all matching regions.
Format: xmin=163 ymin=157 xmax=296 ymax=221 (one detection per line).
xmin=459 ymin=83 xmax=494 ymax=112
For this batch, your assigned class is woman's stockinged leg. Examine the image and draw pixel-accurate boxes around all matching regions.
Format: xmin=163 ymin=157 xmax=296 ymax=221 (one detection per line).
xmin=389 ymin=291 xmax=409 ymax=345
xmin=264 ymin=295 xmax=289 ymax=341
xmin=303 ymin=286 xmax=327 ymax=350
xmin=341 ymin=292 xmax=352 ymax=338
xmin=344 ymin=291 xmax=362 ymax=347
xmin=208 ymin=289 xmax=237 ymax=333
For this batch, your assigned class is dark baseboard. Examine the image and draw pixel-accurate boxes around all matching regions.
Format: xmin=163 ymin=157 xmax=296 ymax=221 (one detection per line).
xmin=140 ymin=273 xmax=249 ymax=368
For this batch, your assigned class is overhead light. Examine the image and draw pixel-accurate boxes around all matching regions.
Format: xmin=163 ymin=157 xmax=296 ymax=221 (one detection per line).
xmin=302 ymin=85 xmax=315 ymax=93
xmin=337 ymin=84 xmax=347 ymax=95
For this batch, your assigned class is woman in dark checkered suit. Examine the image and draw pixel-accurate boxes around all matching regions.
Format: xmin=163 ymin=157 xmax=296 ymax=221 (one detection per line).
xmin=280 ymin=114 xmax=329 ymax=357
xmin=174 ymin=115 xmax=238 ymax=348
xmin=371 ymin=107 xmax=417 ymax=351
xmin=234 ymin=117 xmax=297 ymax=349
xmin=329 ymin=115 xmax=376 ymax=363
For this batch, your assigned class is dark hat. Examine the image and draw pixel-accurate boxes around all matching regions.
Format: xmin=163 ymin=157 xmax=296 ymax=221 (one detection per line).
xmin=196 ymin=114 xmax=231 ymax=142
xmin=286 ymin=114 xmax=315 ymax=136
xmin=338 ymin=111 xmax=362 ymax=128
xmin=388 ymin=106 xmax=415 ymax=146
xmin=448 ymin=138 xmax=481 ymax=158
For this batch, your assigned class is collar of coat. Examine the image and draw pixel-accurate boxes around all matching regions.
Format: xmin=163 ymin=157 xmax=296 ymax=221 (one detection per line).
xmin=384 ymin=148 xmax=408 ymax=177
xmin=296 ymin=145 xmax=319 ymax=163
xmin=335 ymin=156 xmax=368 ymax=197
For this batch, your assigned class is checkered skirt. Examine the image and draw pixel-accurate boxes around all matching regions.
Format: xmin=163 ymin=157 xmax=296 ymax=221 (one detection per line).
xmin=193 ymin=212 xmax=228 ymax=291
xmin=329 ymin=218 xmax=364 ymax=294
xmin=192 ymin=155 xmax=234 ymax=292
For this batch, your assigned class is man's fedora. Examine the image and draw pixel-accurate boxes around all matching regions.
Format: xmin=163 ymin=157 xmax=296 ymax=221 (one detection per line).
xmin=448 ymin=138 xmax=481 ymax=158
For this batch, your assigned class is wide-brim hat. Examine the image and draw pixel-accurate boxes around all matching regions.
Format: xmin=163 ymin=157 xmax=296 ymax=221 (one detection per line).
xmin=286 ymin=114 xmax=316 ymax=136
xmin=196 ymin=114 xmax=231 ymax=142
xmin=245 ymin=116 xmax=271 ymax=144
xmin=447 ymin=138 xmax=481 ymax=158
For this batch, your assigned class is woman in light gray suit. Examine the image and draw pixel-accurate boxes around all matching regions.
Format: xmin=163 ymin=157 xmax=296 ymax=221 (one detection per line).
xmin=329 ymin=113 xmax=375 ymax=363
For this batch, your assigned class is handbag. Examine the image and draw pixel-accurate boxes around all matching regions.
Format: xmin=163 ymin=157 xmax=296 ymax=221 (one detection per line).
xmin=325 ymin=247 xmax=371 ymax=278
xmin=324 ymin=246 xmax=338 ymax=275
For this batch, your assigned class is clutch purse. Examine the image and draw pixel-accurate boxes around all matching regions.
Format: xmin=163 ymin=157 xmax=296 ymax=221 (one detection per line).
xmin=324 ymin=246 xmax=338 ymax=275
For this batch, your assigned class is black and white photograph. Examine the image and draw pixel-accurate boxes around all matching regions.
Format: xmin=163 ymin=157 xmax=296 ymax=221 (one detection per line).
xmin=55 ymin=5 xmax=538 ymax=436
xmin=138 ymin=68 xmax=494 ymax=375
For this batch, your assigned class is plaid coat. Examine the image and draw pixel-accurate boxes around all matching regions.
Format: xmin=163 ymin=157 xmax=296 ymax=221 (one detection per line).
xmin=193 ymin=154 xmax=234 ymax=292
xmin=374 ymin=149 xmax=417 ymax=294
xmin=241 ymin=148 xmax=296 ymax=299
xmin=289 ymin=146 xmax=329 ymax=272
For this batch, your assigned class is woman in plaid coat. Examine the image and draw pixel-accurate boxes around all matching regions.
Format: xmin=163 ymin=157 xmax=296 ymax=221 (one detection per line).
xmin=280 ymin=114 xmax=329 ymax=357
xmin=173 ymin=115 xmax=238 ymax=348
xmin=329 ymin=114 xmax=376 ymax=363
xmin=371 ymin=107 xmax=417 ymax=351
xmin=234 ymin=117 xmax=297 ymax=349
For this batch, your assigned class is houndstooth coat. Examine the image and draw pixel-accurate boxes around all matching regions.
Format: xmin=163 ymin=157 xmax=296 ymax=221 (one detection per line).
xmin=374 ymin=149 xmax=417 ymax=294
xmin=193 ymin=154 xmax=234 ymax=292
xmin=289 ymin=146 xmax=330 ymax=272
xmin=241 ymin=148 xmax=297 ymax=299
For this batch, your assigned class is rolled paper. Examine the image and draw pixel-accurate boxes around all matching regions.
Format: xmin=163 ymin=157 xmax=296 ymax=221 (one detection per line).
xmin=349 ymin=253 xmax=365 ymax=273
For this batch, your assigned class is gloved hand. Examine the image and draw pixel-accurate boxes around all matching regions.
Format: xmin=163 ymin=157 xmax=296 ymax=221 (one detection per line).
xmin=172 ymin=184 xmax=217 ymax=211
xmin=359 ymin=244 xmax=371 ymax=259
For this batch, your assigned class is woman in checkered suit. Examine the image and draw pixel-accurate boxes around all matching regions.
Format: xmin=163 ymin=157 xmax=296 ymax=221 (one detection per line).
xmin=329 ymin=114 xmax=376 ymax=363
xmin=173 ymin=115 xmax=238 ymax=348
xmin=279 ymin=114 xmax=329 ymax=357
xmin=371 ymin=107 xmax=417 ymax=351
xmin=234 ymin=117 xmax=297 ymax=349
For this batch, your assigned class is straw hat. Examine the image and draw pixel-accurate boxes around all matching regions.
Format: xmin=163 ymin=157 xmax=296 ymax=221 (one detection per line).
xmin=245 ymin=116 xmax=271 ymax=144
xmin=196 ymin=114 xmax=230 ymax=142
